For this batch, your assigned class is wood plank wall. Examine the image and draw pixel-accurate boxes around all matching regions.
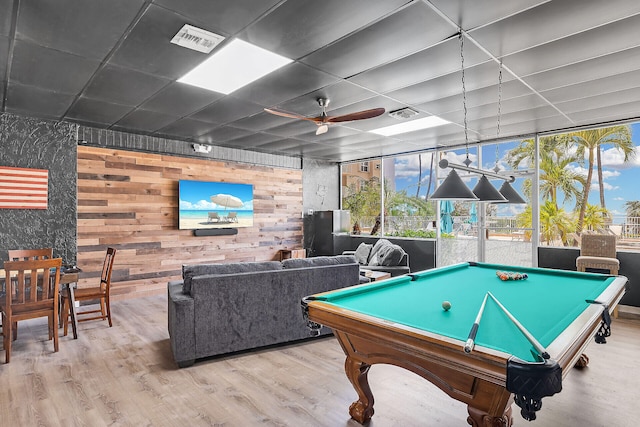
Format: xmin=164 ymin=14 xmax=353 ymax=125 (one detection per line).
xmin=77 ymin=146 xmax=303 ymax=300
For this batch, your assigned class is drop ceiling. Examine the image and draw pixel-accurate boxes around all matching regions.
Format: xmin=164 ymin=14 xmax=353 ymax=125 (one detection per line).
xmin=2 ymin=0 xmax=640 ymax=162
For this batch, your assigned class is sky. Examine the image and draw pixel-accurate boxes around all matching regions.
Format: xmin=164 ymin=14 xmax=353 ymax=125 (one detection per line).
xmin=179 ymin=179 xmax=254 ymax=211
xmin=392 ymin=122 xmax=640 ymax=220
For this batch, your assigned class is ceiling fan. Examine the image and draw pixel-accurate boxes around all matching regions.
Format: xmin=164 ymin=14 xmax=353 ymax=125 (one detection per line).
xmin=264 ymin=98 xmax=385 ymax=135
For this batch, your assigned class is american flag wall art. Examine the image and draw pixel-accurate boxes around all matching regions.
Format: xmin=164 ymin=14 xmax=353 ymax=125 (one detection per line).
xmin=0 ymin=166 xmax=49 ymax=209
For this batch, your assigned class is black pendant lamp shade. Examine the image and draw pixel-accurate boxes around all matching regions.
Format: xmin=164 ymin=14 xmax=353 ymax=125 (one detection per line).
xmin=430 ymin=169 xmax=478 ymax=200
xmin=472 ymin=175 xmax=507 ymax=202
xmin=497 ymin=181 xmax=527 ymax=204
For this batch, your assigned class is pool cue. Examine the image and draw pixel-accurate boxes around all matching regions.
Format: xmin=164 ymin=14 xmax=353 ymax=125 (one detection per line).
xmin=487 ymin=291 xmax=550 ymax=360
xmin=464 ymin=293 xmax=489 ymax=353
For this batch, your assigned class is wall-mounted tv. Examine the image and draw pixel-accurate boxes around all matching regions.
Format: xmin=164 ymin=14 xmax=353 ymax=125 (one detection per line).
xmin=179 ymin=180 xmax=254 ymax=230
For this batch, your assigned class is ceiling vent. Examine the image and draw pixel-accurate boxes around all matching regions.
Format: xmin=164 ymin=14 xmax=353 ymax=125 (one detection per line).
xmin=389 ymin=107 xmax=419 ymax=120
xmin=171 ymin=24 xmax=225 ymax=54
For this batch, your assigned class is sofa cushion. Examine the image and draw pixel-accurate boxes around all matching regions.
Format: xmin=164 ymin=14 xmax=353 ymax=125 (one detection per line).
xmin=367 ymin=239 xmax=405 ymax=266
xmin=354 ymin=243 xmax=372 ymax=265
xmin=182 ymin=261 xmax=282 ymax=294
xmin=378 ymin=244 xmax=406 ymax=266
xmin=282 ymin=255 xmax=357 ymax=269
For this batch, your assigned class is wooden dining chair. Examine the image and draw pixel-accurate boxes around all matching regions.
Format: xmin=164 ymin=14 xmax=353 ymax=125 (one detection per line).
xmin=2 ymin=257 xmax=62 ymax=363
xmin=7 ymin=248 xmax=54 ymax=261
xmin=62 ymin=247 xmax=116 ymax=334
xmin=3 ymin=248 xmax=54 ymax=339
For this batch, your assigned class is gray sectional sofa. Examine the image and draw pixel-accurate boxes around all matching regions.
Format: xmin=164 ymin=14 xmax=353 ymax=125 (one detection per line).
xmin=167 ymin=255 xmax=360 ymax=367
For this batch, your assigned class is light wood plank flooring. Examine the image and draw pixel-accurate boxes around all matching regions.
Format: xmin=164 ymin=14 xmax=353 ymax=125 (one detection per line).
xmin=1 ymin=295 xmax=639 ymax=426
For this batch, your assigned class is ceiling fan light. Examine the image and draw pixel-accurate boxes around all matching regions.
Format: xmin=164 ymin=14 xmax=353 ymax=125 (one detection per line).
xmin=496 ymin=181 xmax=527 ymax=204
xmin=429 ymin=169 xmax=478 ymax=200
xmin=316 ymin=124 xmax=328 ymax=135
xmin=472 ymin=175 xmax=507 ymax=202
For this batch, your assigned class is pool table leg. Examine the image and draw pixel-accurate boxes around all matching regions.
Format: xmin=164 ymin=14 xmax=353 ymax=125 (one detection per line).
xmin=467 ymin=406 xmax=513 ymax=427
xmin=345 ymin=356 xmax=375 ymax=424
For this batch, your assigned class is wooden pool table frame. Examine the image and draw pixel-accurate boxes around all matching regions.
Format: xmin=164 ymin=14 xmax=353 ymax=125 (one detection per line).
xmin=303 ymin=269 xmax=626 ymax=426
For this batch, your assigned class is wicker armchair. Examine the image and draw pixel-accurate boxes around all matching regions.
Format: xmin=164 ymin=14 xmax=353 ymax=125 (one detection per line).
xmin=576 ymin=234 xmax=619 ymax=275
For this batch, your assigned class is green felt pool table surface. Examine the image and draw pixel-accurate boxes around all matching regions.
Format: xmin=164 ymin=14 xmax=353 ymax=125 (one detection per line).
xmin=313 ymin=262 xmax=619 ymax=362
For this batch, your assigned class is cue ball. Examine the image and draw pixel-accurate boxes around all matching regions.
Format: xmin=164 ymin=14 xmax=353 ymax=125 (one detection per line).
xmin=442 ymin=301 xmax=452 ymax=311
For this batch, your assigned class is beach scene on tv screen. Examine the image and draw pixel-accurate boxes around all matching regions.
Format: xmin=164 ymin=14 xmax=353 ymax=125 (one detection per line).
xmin=179 ymin=180 xmax=254 ymax=229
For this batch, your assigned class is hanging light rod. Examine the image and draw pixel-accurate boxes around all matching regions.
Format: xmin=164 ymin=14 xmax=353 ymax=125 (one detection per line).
xmin=438 ymin=159 xmax=515 ymax=183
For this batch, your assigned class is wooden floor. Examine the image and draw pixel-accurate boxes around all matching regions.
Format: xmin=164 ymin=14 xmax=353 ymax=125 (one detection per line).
xmin=1 ymin=295 xmax=639 ymax=427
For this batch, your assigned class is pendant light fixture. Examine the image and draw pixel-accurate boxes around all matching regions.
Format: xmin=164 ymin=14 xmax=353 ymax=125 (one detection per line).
xmin=491 ymin=61 xmax=526 ymax=204
xmin=429 ymin=32 xmax=478 ymax=201
xmin=473 ymin=175 xmax=507 ymax=202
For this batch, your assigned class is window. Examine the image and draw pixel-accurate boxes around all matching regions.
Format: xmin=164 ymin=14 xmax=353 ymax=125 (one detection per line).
xmin=360 ymin=162 xmax=369 ymax=172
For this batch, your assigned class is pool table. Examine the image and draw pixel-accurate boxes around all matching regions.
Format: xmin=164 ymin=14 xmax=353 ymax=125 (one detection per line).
xmin=301 ymin=262 xmax=626 ymax=426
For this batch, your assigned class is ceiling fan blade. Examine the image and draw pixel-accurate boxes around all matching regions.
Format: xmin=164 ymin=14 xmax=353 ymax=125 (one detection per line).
xmin=316 ymin=124 xmax=329 ymax=135
xmin=264 ymin=108 xmax=319 ymax=123
xmin=327 ymin=108 xmax=386 ymax=123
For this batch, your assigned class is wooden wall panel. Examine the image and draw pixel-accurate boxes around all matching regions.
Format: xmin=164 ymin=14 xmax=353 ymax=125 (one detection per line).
xmin=77 ymin=146 xmax=303 ymax=300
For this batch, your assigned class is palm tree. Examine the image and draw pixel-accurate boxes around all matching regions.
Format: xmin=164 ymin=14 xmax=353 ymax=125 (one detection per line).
xmin=538 ymin=150 xmax=584 ymax=210
xmin=539 ymin=200 xmax=574 ymax=245
xmin=624 ymin=200 xmax=640 ymax=217
xmin=572 ymin=126 xmax=634 ymax=232
xmin=583 ymin=203 xmax=609 ymax=232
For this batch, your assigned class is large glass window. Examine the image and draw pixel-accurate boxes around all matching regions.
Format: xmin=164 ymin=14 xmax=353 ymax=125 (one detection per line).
xmin=340 ymin=121 xmax=640 ymax=262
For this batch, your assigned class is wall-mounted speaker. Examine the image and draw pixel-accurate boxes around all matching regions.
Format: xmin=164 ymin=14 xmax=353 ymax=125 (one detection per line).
xmin=193 ymin=228 xmax=238 ymax=236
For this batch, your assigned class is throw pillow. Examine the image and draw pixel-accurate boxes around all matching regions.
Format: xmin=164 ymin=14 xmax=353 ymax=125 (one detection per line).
xmin=354 ymin=243 xmax=372 ymax=265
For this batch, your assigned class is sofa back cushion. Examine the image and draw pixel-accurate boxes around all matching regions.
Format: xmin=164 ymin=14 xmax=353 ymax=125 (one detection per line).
xmin=367 ymin=239 xmax=406 ymax=266
xmin=183 ymin=261 xmax=282 ymax=294
xmin=282 ymin=255 xmax=357 ymax=269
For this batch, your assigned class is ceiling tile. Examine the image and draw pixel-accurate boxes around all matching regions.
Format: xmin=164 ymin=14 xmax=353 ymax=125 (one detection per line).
xmin=386 ymin=61 xmax=515 ymax=107
xmin=66 ymin=97 xmax=134 ymax=126
xmin=0 ymin=0 xmax=13 ymax=37
xmin=541 ymin=69 xmax=640 ymax=104
xmin=16 ymin=0 xmax=145 ymax=59
xmin=239 ymin=0 xmax=410 ymax=59
xmin=157 ymin=117 xmax=219 ymax=139
xmin=83 ymin=64 xmax=171 ymax=106
xmin=114 ymin=109 xmax=181 ymax=132
xmin=232 ymin=62 xmax=339 ymax=107
xmin=139 ymin=82 xmax=222 ymax=116
xmin=189 ymin=96 xmax=264 ymax=125
xmin=350 ymin=38 xmax=491 ymax=94
xmin=428 ymin=0 xmax=547 ymax=30
xmin=469 ymin=0 xmax=640 ymax=57
xmin=523 ymin=46 xmax=640 ymax=93
xmin=302 ymin=2 xmax=453 ymax=78
xmin=5 ymin=83 xmax=75 ymax=119
xmin=196 ymin=125 xmax=254 ymax=143
xmin=154 ymin=0 xmax=282 ymax=35
xmin=10 ymin=40 xmax=100 ymax=93
xmin=109 ymin=4 xmax=214 ymax=79
xmin=503 ymin=14 xmax=640 ymax=77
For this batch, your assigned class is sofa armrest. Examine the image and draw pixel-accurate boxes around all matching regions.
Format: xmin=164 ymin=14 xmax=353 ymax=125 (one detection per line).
xmin=167 ymin=281 xmax=196 ymax=368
